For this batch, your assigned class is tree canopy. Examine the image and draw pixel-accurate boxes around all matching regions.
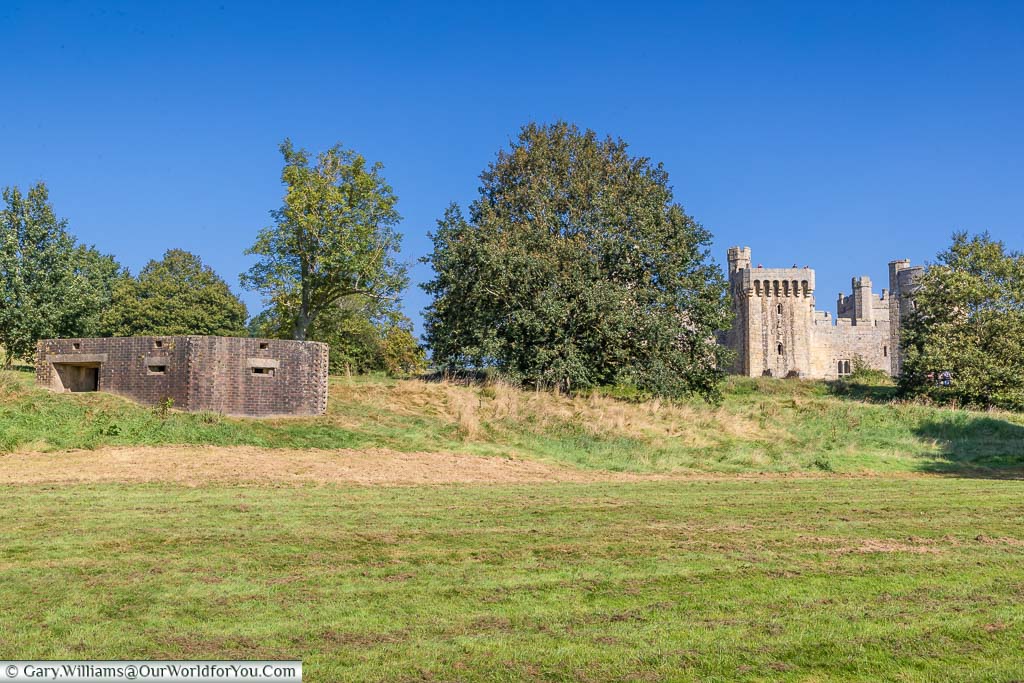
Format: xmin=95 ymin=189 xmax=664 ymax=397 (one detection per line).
xmin=422 ymin=121 xmax=731 ymax=400
xmin=249 ymin=296 xmax=424 ymax=376
xmin=241 ymin=139 xmax=407 ymax=341
xmin=899 ymin=231 xmax=1024 ymax=411
xmin=100 ymin=249 xmax=248 ymax=337
xmin=0 ymin=183 xmax=121 ymax=366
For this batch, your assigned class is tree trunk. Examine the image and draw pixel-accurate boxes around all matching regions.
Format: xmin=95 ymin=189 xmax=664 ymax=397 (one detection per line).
xmin=293 ymin=310 xmax=310 ymax=341
xmin=293 ymin=279 xmax=311 ymax=341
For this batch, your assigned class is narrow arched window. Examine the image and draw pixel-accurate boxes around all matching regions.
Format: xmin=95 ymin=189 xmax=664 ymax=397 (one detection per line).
xmin=844 ymin=360 xmax=851 ymax=375
xmin=777 ymin=304 xmax=783 ymax=314
xmin=777 ymin=343 xmax=784 ymax=356
xmin=838 ymin=361 xmax=844 ymax=375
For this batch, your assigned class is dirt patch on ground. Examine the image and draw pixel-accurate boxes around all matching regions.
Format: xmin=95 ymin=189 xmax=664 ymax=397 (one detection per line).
xmin=0 ymin=446 xmax=939 ymax=487
xmin=0 ymin=446 xmax=668 ymax=486
xmin=834 ymin=539 xmax=944 ymax=555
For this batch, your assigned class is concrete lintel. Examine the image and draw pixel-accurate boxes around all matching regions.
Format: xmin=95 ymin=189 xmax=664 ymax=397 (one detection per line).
xmin=49 ymin=353 xmax=108 ymax=364
xmin=246 ymin=358 xmax=280 ymax=369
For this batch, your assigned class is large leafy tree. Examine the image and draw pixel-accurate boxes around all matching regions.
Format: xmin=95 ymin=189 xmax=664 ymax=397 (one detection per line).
xmin=73 ymin=245 xmax=125 ymax=337
xmin=422 ymin=121 xmax=731 ymax=399
xmin=100 ymin=249 xmax=248 ymax=337
xmin=249 ymin=296 xmax=424 ymax=376
xmin=0 ymin=183 xmax=122 ymax=366
xmin=899 ymin=232 xmax=1024 ymax=411
xmin=242 ymin=139 xmax=406 ymax=341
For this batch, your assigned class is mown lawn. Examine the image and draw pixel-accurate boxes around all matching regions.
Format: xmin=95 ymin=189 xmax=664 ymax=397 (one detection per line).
xmin=1 ymin=478 xmax=1022 ymax=681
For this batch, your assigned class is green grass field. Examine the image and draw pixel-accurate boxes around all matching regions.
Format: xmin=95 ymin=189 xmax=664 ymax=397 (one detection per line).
xmin=1 ymin=479 xmax=1023 ymax=681
xmin=1 ymin=370 xmax=1024 ymax=680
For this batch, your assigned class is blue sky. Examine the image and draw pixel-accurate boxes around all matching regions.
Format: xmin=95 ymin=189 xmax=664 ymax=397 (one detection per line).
xmin=3 ymin=1 xmax=1022 ymax=335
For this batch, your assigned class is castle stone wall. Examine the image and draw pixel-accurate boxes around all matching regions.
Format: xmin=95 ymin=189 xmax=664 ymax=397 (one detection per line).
xmin=724 ymin=247 xmax=918 ymax=379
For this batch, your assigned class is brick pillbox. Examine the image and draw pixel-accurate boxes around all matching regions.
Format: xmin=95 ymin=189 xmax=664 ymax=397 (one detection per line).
xmin=35 ymin=336 xmax=329 ymax=417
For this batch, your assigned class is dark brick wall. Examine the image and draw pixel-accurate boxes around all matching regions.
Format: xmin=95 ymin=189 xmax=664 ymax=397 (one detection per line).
xmin=36 ymin=336 xmax=191 ymax=408
xmin=36 ymin=336 xmax=329 ymax=417
xmin=187 ymin=337 xmax=329 ymax=417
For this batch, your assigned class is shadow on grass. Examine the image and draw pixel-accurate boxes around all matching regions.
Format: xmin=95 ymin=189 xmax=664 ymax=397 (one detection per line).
xmin=914 ymin=414 xmax=1024 ymax=478
xmin=418 ymin=369 xmax=492 ymax=386
xmin=827 ymin=379 xmax=899 ymax=403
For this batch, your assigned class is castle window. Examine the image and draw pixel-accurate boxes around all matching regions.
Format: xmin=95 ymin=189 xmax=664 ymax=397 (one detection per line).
xmin=777 ymin=304 xmax=783 ymax=315
xmin=838 ymin=360 xmax=852 ymax=377
xmin=777 ymin=343 xmax=784 ymax=356
xmin=883 ymin=346 xmax=888 ymax=357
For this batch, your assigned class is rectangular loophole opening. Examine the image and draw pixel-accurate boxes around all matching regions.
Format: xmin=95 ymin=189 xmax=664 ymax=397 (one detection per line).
xmin=259 ymin=342 xmax=269 ymax=350
xmin=72 ymin=342 xmax=81 ymax=350
xmin=154 ymin=340 xmax=163 ymax=348
xmin=148 ymin=365 xmax=167 ymax=375
xmin=252 ymin=367 xmax=275 ymax=377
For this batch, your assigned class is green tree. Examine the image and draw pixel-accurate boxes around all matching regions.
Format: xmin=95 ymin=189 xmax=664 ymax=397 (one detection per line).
xmin=74 ymin=245 xmax=125 ymax=337
xmin=249 ymin=296 xmax=425 ymax=376
xmin=379 ymin=323 xmax=426 ymax=376
xmin=100 ymin=249 xmax=248 ymax=337
xmin=899 ymin=232 xmax=1024 ymax=411
xmin=422 ymin=121 xmax=731 ymax=400
xmin=241 ymin=139 xmax=406 ymax=341
xmin=0 ymin=183 xmax=122 ymax=366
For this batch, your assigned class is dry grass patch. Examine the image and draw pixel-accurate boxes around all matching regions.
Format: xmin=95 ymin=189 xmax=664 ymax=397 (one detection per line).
xmin=333 ymin=377 xmax=778 ymax=447
xmin=0 ymin=445 xmax=662 ymax=486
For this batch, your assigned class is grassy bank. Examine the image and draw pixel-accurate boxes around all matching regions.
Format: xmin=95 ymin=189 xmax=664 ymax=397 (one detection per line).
xmin=1 ymin=478 xmax=1022 ymax=681
xmin=2 ymin=370 xmax=1023 ymax=474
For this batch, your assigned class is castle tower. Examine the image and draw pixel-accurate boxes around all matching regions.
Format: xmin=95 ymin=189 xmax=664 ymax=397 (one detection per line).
xmin=724 ymin=247 xmax=815 ymax=377
xmin=853 ymin=276 xmax=874 ymax=324
xmin=727 ymin=246 xmax=751 ymax=274
xmin=888 ymin=259 xmax=923 ymax=376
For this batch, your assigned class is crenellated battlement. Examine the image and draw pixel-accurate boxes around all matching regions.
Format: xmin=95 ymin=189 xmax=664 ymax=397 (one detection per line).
xmin=731 ymin=264 xmax=816 ymax=297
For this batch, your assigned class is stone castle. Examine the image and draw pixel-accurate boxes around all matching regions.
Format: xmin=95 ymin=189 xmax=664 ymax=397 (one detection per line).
xmin=722 ymin=247 xmax=922 ymax=379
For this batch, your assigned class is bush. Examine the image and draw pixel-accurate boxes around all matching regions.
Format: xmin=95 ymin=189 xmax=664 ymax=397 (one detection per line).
xmin=899 ymin=232 xmax=1024 ymax=411
xmin=849 ymin=356 xmax=893 ymax=386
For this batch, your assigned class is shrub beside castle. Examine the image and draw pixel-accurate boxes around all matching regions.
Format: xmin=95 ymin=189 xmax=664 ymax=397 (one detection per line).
xmin=898 ymin=232 xmax=1024 ymax=411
